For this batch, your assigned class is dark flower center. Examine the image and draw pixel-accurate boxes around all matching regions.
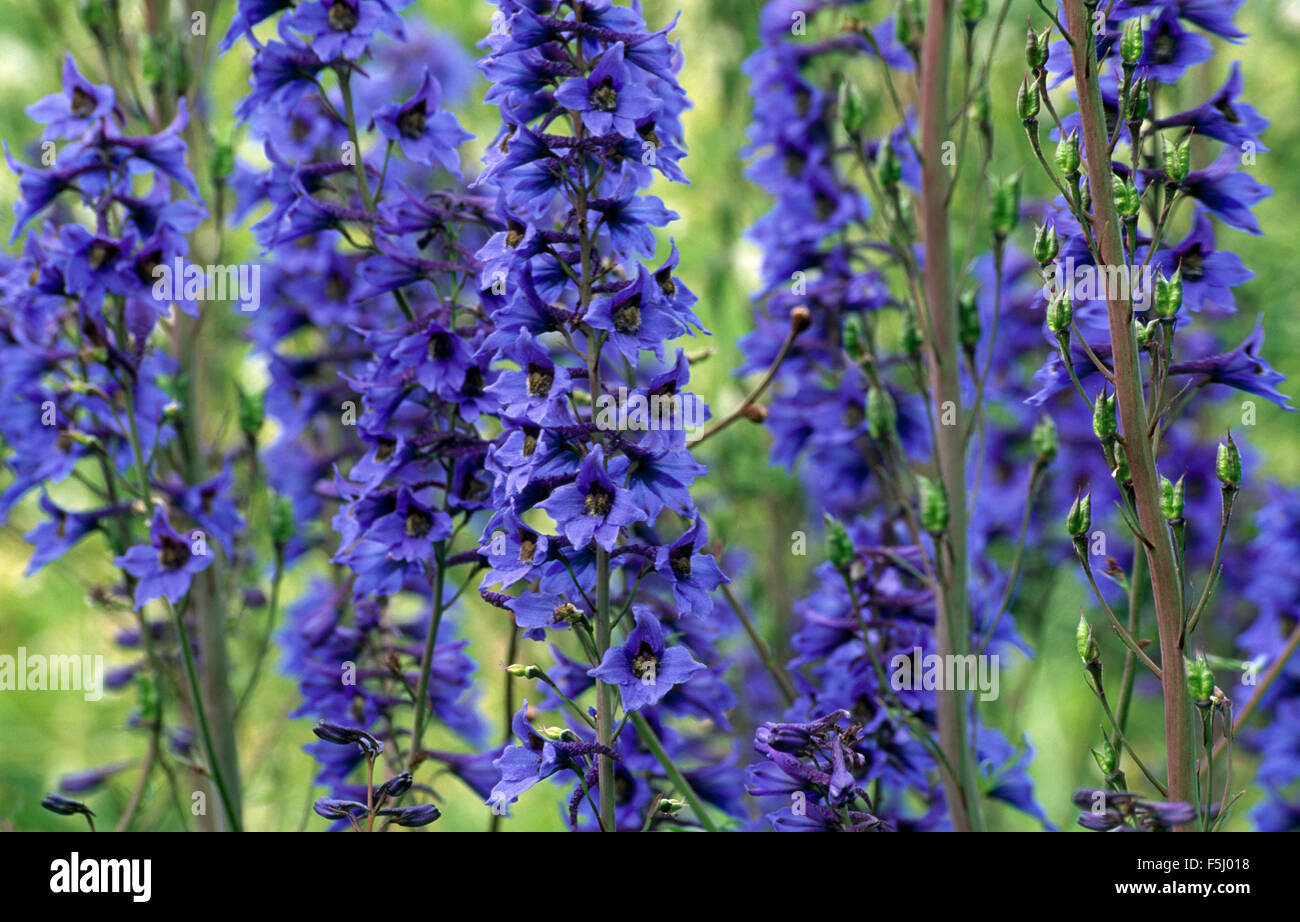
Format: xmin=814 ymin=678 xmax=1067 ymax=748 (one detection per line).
xmin=462 ymin=367 xmax=485 ymax=397
xmin=655 ymin=265 xmax=676 ymax=297
xmin=375 ymin=437 xmax=396 ymax=462
xmin=328 ymin=0 xmax=358 ymax=31
xmin=397 ymin=105 xmax=427 ymax=140
xmin=429 ymin=332 xmax=454 ymax=360
xmin=88 ymin=242 xmax=114 ymax=270
xmin=526 ymin=362 xmax=554 ymax=397
xmin=522 ymin=425 xmax=539 ymax=457
xmin=71 ymin=86 xmax=96 ymax=119
xmin=1214 ymin=99 xmax=1240 ymax=124
xmin=519 ymin=533 xmax=537 ymax=563
xmin=158 ymin=535 xmax=190 ymax=571
xmin=631 ymin=642 xmax=658 ymax=680
xmin=785 ymin=149 xmax=807 ymax=176
xmin=591 ymin=77 xmax=619 ymax=112
xmin=612 ymin=295 xmax=642 ymax=333
xmin=404 ymin=509 xmax=433 ymax=538
xmin=794 ymin=87 xmax=812 ymax=117
xmin=327 ymin=272 xmax=348 ymax=301
xmin=638 ymin=121 xmax=662 ymax=148
xmin=505 ymin=219 xmax=526 ymax=248
xmin=136 ymin=253 xmax=162 ymax=285
xmin=1180 ymin=245 xmax=1205 ymax=281
xmin=669 ymin=545 xmax=693 ymax=578
xmin=552 ymin=602 xmax=580 ymax=624
xmin=814 ymin=192 xmax=837 ymax=221
xmin=584 ymin=483 xmax=613 ymax=517
xmin=1151 ymin=29 xmax=1177 ymax=66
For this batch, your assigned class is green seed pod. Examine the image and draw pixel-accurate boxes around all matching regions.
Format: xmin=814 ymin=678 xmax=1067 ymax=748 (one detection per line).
xmin=1160 ymin=474 xmax=1186 ymax=521
xmin=991 ymin=173 xmax=1023 ymax=238
xmin=1076 ymin=613 xmax=1100 ymax=665
xmin=842 ymin=313 xmax=864 ymax=359
xmin=1136 ymin=318 xmax=1159 ymax=346
xmin=959 ymin=0 xmax=988 ymax=26
xmin=237 ymin=384 xmax=265 ymax=441
xmin=1216 ymin=433 xmax=1242 ymax=487
xmin=959 ymin=290 xmax=981 ymax=350
xmin=1091 ymin=734 xmax=1118 ymax=776
xmin=1067 ymin=492 xmax=1091 ymax=538
xmin=1016 ymin=76 xmax=1040 ymax=124
xmin=1120 ymin=18 xmax=1144 ymax=65
xmin=1047 ymin=292 xmax=1073 ymax=334
xmin=1127 ymin=78 xmax=1150 ymax=122
xmin=1112 ymin=447 xmax=1130 ymax=485
xmin=270 ymin=493 xmax=295 ymax=547
xmin=1055 ymin=131 xmax=1081 ymax=176
xmin=1033 ymin=222 xmax=1060 ymax=265
xmin=901 ymin=308 xmax=923 ymax=358
xmin=1025 ymin=26 xmax=1049 ymax=70
xmin=1032 ymin=414 xmax=1059 ymax=464
xmin=839 ymin=80 xmax=867 ymax=136
xmin=895 ymin=2 xmax=915 ymax=45
xmin=824 ymin=513 xmax=855 ymax=569
xmin=877 ymin=142 xmax=902 ymax=188
xmin=1154 ymin=268 xmax=1183 ymax=319
xmin=1092 ymin=391 xmax=1117 ymax=440
xmin=866 ymin=385 xmax=897 ymax=440
xmin=1186 ymin=656 xmax=1214 ymax=704
xmin=918 ymin=476 xmax=950 ymax=535
xmin=1111 ymin=175 xmax=1140 ymax=217
xmin=1163 ymin=135 xmax=1191 ymax=183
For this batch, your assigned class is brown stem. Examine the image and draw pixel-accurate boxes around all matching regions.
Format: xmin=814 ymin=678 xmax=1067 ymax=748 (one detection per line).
xmin=1061 ymin=0 xmax=1193 ymax=824
xmin=919 ymin=0 xmax=984 ymax=832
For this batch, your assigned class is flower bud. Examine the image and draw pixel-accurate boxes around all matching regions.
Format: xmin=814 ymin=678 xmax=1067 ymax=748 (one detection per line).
xmin=1055 ymin=131 xmax=1081 ymax=176
xmin=1033 ymin=222 xmax=1060 ymax=265
xmin=918 ymin=476 xmax=950 ymax=535
xmin=1160 ymin=474 xmax=1186 ymax=521
xmin=1216 ymin=433 xmax=1242 ymax=487
xmin=824 ymin=514 xmax=855 ymax=569
xmin=1031 ymin=414 xmax=1058 ymax=464
xmin=991 ymin=173 xmax=1022 ymax=238
xmin=866 ymin=385 xmax=897 ymax=440
xmin=237 ymin=384 xmax=265 ymax=441
xmin=1067 ymin=492 xmax=1091 ymax=537
xmin=507 ymin=663 xmax=543 ymax=679
xmin=790 ymin=306 xmax=813 ymax=335
xmin=1163 ymin=136 xmax=1191 ymax=184
xmin=1120 ymin=19 xmax=1144 ymax=65
xmin=1092 ymin=391 xmax=1116 ymax=440
xmin=1076 ymin=613 xmax=1100 ymax=665
xmin=1016 ymin=76 xmax=1039 ymax=124
xmin=1154 ymin=268 xmax=1182 ymax=319
xmin=41 ymin=792 xmax=95 ymax=819
xmin=1047 ymin=292 xmax=1073 ymax=334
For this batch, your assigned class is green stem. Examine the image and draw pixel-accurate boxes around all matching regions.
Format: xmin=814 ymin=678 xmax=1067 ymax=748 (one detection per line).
xmin=629 ymin=712 xmax=718 ymax=832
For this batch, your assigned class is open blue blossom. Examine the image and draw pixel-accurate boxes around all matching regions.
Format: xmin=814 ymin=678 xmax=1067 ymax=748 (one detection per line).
xmin=553 ymin=42 xmax=658 ymax=139
xmin=587 ymin=608 xmax=704 ymax=712
xmin=372 ymin=69 xmax=471 ymax=174
xmin=114 ymin=506 xmax=213 ymax=609
xmin=538 ymin=446 xmax=646 ymax=552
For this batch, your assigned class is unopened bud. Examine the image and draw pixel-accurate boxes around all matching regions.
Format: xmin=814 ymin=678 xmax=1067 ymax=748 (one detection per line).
xmin=866 ymin=385 xmax=897 ymax=440
xmin=824 ymin=514 xmax=854 ymax=569
xmin=1216 ymin=433 xmax=1242 ymax=487
xmin=991 ymin=173 xmax=1023 ymax=238
xmin=790 ymin=306 xmax=812 ymax=335
xmin=1076 ymin=613 xmax=1100 ymax=665
xmin=959 ymin=290 xmax=981 ymax=350
xmin=1031 ymin=414 xmax=1058 ymax=464
xmin=918 ymin=477 xmax=950 ymax=535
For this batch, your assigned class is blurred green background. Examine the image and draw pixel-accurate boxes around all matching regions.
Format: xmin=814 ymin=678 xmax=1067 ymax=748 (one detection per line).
xmin=1 ymin=0 xmax=1297 ymax=831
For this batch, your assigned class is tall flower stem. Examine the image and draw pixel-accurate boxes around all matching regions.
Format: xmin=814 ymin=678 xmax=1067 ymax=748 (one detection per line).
xmin=407 ymin=543 xmax=447 ymax=771
xmin=1061 ymin=0 xmax=1193 ymax=824
xmin=919 ymin=0 xmax=984 ymax=832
